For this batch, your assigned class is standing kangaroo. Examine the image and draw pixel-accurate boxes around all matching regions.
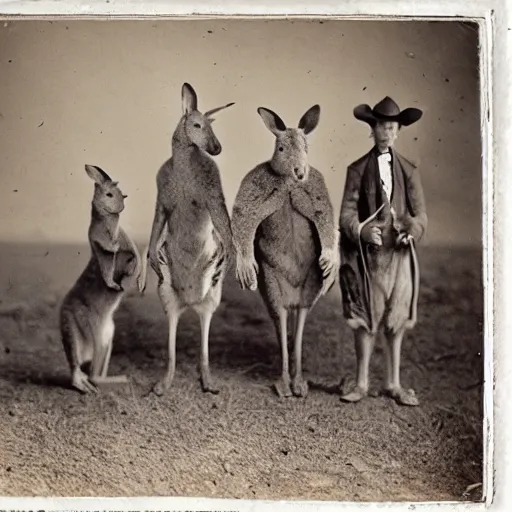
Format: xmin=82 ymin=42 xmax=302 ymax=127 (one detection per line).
xmin=231 ymin=105 xmax=340 ymax=398
xmin=139 ymin=82 xmax=235 ymax=396
xmin=60 ymin=165 xmax=142 ymax=393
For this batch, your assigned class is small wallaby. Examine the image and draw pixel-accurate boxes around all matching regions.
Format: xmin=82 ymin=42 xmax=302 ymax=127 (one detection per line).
xmin=139 ymin=82 xmax=235 ymax=396
xmin=231 ymin=105 xmax=340 ymax=398
xmin=59 ymin=164 xmax=142 ymax=393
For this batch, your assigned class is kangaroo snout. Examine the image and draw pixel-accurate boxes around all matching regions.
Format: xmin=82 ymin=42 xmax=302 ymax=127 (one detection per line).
xmin=208 ymin=142 xmax=221 ymax=156
xmin=294 ymin=167 xmax=305 ymax=180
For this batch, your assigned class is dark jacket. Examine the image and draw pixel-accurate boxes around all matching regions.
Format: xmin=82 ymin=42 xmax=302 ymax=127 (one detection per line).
xmin=338 ymin=146 xmax=428 ymax=331
xmin=340 ymin=146 xmax=427 ymax=253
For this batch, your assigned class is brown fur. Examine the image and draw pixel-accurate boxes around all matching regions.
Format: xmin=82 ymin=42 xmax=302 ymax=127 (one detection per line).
xmin=232 ymin=105 xmax=340 ymax=399
xmin=59 ymin=165 xmax=142 ymax=393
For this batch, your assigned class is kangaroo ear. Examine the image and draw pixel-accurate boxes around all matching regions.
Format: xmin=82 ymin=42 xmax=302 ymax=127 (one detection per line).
xmin=85 ymin=164 xmax=112 ymax=185
xmin=182 ymin=82 xmax=198 ymax=115
xmin=257 ymin=107 xmax=287 ymax=136
xmin=298 ymin=104 xmax=320 ymax=135
xmin=205 ymin=102 xmax=235 ymax=118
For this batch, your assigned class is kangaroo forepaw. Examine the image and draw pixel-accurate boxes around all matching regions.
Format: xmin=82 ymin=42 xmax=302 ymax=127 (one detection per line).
xmin=292 ymin=376 xmax=309 ymax=398
xmin=274 ymin=377 xmax=293 ymax=398
xmin=137 ymin=277 xmax=146 ymax=294
xmin=107 ymin=280 xmax=123 ymax=292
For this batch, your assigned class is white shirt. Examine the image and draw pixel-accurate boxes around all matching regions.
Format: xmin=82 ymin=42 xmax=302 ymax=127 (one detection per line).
xmin=377 ymin=151 xmax=393 ymax=201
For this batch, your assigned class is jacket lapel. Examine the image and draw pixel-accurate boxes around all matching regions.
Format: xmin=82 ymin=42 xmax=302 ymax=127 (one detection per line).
xmin=390 ymin=147 xmax=405 ymax=212
xmin=362 ymin=147 xmax=383 ymax=214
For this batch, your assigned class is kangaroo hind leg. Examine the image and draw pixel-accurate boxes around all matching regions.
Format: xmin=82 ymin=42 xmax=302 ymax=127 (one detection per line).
xmin=153 ymin=279 xmax=182 ymax=396
xmin=291 ymin=307 xmax=309 ymax=397
xmin=90 ymin=317 xmax=129 ymax=387
xmin=194 ymin=272 xmax=224 ymax=395
xmin=195 ymin=303 xmax=220 ymax=395
xmin=272 ymin=307 xmax=293 ymax=398
xmin=62 ymin=317 xmax=97 ymax=394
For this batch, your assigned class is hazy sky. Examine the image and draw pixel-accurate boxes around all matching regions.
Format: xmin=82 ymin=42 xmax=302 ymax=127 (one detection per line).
xmin=0 ymin=19 xmax=481 ymax=246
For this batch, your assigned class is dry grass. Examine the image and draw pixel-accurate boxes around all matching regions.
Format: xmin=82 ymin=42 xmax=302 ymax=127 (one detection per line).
xmin=0 ymin=244 xmax=484 ymax=502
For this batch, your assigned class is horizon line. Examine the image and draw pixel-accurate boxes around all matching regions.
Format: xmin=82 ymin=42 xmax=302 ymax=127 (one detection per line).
xmin=0 ymin=239 xmax=484 ymax=250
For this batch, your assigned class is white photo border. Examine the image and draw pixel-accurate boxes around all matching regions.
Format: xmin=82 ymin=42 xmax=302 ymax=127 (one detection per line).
xmin=0 ymin=1 xmax=505 ymax=511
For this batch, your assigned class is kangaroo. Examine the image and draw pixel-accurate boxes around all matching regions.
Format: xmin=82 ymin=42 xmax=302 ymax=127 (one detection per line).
xmin=231 ymin=105 xmax=340 ymax=398
xmin=59 ymin=165 xmax=142 ymax=393
xmin=139 ymin=82 xmax=235 ymax=396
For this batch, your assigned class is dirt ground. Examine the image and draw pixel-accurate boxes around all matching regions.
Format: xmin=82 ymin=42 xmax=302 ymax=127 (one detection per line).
xmin=0 ymin=243 xmax=484 ymax=502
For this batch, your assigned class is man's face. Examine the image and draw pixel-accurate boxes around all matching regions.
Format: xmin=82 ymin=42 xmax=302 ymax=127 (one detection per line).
xmin=372 ymin=120 xmax=400 ymax=149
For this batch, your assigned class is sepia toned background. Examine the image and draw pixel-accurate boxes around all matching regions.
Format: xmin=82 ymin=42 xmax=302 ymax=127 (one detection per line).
xmin=0 ymin=19 xmax=480 ymax=247
xmin=0 ymin=19 xmax=484 ymax=502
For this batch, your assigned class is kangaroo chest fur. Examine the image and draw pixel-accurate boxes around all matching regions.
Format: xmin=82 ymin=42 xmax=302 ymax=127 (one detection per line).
xmin=256 ymin=191 xmax=321 ymax=285
xmin=160 ymin=155 xmax=221 ymax=304
xmin=63 ymin=257 xmax=124 ymax=322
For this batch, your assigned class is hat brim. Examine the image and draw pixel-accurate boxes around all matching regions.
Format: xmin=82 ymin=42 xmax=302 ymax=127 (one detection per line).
xmin=353 ymin=104 xmax=423 ymax=127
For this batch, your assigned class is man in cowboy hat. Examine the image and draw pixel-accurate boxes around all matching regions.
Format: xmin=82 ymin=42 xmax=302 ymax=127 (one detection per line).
xmin=338 ymin=96 xmax=428 ymax=406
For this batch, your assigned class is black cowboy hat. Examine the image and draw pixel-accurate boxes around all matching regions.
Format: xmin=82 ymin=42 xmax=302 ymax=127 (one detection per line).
xmin=353 ymin=96 xmax=423 ymax=127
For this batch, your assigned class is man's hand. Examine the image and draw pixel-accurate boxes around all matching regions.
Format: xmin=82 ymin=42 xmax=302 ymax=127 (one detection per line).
xmin=360 ymin=224 xmax=382 ymax=246
xmin=396 ymin=232 xmax=413 ymax=247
